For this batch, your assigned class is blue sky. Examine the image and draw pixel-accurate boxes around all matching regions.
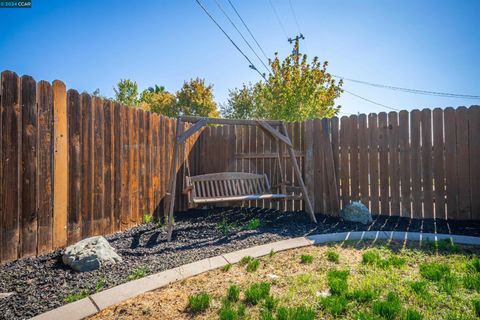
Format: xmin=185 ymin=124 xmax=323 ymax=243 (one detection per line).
xmin=0 ymin=0 xmax=479 ymax=115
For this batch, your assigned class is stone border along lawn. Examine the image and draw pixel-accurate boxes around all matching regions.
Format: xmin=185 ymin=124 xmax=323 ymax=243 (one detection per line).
xmin=31 ymin=231 xmax=480 ymax=320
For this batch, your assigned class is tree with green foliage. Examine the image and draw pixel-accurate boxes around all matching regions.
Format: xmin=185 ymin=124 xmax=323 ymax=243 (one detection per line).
xmin=139 ymin=85 xmax=177 ymax=116
xmin=176 ymin=78 xmax=219 ymax=118
xmin=113 ymin=79 xmax=139 ymax=106
xmin=221 ymin=40 xmax=343 ymax=121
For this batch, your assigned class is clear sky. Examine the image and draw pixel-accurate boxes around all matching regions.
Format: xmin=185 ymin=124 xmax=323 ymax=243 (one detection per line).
xmin=0 ymin=0 xmax=479 ymax=115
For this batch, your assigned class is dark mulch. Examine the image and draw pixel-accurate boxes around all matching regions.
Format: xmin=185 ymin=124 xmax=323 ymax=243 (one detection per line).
xmin=1 ymin=207 xmax=479 ymax=320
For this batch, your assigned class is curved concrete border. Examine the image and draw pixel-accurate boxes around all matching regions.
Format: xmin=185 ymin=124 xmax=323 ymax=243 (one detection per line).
xmin=31 ymin=231 xmax=480 ymax=320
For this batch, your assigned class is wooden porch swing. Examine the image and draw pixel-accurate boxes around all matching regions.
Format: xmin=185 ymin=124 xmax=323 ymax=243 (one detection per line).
xmin=165 ymin=116 xmax=317 ymax=241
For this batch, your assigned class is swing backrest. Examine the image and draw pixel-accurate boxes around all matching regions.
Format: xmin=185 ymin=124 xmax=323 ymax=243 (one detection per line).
xmin=186 ymin=172 xmax=270 ymax=200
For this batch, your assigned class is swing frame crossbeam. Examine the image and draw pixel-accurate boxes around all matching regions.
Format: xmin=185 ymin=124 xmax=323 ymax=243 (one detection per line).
xmin=165 ymin=116 xmax=317 ymax=241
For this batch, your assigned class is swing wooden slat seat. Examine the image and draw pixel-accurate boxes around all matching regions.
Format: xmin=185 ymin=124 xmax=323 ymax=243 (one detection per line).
xmin=184 ymin=172 xmax=294 ymax=206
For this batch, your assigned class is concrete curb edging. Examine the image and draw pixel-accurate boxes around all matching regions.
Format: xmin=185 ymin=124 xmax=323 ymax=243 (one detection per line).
xmin=31 ymin=232 xmax=480 ymax=320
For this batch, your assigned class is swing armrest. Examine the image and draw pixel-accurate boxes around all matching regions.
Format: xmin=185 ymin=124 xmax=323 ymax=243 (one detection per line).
xmin=182 ymin=185 xmax=193 ymax=194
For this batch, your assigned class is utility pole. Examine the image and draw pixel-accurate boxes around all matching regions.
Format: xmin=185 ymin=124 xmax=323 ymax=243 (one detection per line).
xmin=288 ymin=33 xmax=304 ymax=62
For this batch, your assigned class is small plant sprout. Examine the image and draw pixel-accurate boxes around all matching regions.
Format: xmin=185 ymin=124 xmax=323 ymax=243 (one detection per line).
xmin=244 ymin=282 xmax=270 ymax=305
xmin=300 ymin=254 xmax=313 ymax=264
xmin=463 ymin=273 xmax=480 ymax=291
xmin=409 ymin=280 xmax=428 ymax=296
xmin=246 ymin=218 xmax=261 ymax=230
xmin=143 ymin=213 xmax=153 ymax=224
xmin=95 ymin=276 xmax=107 ymax=292
xmin=217 ymin=218 xmax=235 ymax=235
xmin=276 ymin=306 xmax=316 ymax=320
xmin=473 ymin=299 xmax=480 ymax=317
xmin=247 ymin=259 xmax=260 ymax=272
xmin=127 ymin=266 xmax=150 ymax=281
xmin=222 ymin=263 xmax=232 ymax=272
xmin=327 ymin=270 xmax=349 ymax=296
xmin=349 ymin=287 xmax=378 ymax=303
xmin=187 ymin=292 xmax=210 ymax=313
xmin=419 ymin=262 xmax=450 ymax=282
xmin=263 ymin=295 xmax=279 ymax=311
xmin=269 ymin=249 xmax=276 ymax=257
xmin=326 ymin=250 xmax=339 ymax=263
xmin=239 ymin=256 xmax=253 ymax=266
xmin=372 ymin=292 xmax=402 ymax=320
xmin=319 ymin=295 xmax=348 ymax=316
xmin=227 ymin=285 xmax=240 ymax=302
xmin=64 ymin=289 xmax=90 ymax=303
xmin=404 ymin=308 xmax=424 ymax=320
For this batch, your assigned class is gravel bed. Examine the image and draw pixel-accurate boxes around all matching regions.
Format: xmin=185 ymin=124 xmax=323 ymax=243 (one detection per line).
xmin=1 ymin=207 xmax=480 ymax=320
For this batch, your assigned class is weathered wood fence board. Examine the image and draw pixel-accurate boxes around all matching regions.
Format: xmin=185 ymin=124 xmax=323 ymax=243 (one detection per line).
xmin=1 ymin=70 xmax=479 ymax=264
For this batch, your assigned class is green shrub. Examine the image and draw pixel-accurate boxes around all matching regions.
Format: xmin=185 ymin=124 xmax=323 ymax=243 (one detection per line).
xmin=64 ymin=289 xmax=90 ymax=303
xmin=349 ymin=287 xmax=378 ymax=303
xmin=187 ymin=292 xmax=210 ymax=313
xmin=326 ymin=250 xmax=339 ymax=263
xmin=127 ymin=266 xmax=150 ymax=281
xmin=143 ymin=213 xmax=153 ymax=224
xmin=403 ymin=308 xmax=423 ymax=320
xmin=419 ymin=262 xmax=450 ymax=282
xmin=244 ymin=282 xmax=271 ymax=305
xmin=227 ymin=285 xmax=240 ymax=302
xmin=372 ymin=292 xmax=402 ymax=320
xmin=327 ymin=270 xmax=349 ymax=296
xmin=445 ymin=311 xmax=468 ymax=320
xmin=408 ymin=280 xmax=428 ymax=296
xmin=247 ymin=259 xmax=260 ymax=272
xmin=463 ymin=273 xmax=480 ymax=291
xmin=222 ymin=263 xmax=232 ymax=272
xmin=263 ymin=295 xmax=279 ymax=311
xmin=237 ymin=303 xmax=246 ymax=318
xmin=239 ymin=256 xmax=253 ymax=266
xmin=473 ymin=299 xmax=480 ymax=317
xmin=246 ymin=218 xmax=261 ymax=230
xmin=300 ymin=254 xmax=314 ymax=264
xmin=276 ymin=306 xmax=316 ymax=320
xmin=319 ymin=295 xmax=349 ymax=316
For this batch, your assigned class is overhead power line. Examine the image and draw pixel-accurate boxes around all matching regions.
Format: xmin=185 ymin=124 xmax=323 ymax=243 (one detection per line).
xmin=288 ymin=0 xmax=302 ymax=34
xmin=213 ymin=0 xmax=270 ymax=74
xmin=226 ymin=0 xmax=270 ymax=61
xmin=268 ymin=0 xmax=288 ymax=39
xmin=334 ymin=75 xmax=480 ymax=100
xmin=194 ymin=0 xmax=267 ymax=81
xmin=343 ymin=89 xmax=401 ymax=112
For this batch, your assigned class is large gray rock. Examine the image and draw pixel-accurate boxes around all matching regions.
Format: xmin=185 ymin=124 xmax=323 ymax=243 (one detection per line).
xmin=340 ymin=202 xmax=373 ymax=225
xmin=62 ymin=236 xmax=122 ymax=272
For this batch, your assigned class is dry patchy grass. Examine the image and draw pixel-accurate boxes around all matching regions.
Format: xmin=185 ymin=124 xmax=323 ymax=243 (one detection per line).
xmin=89 ymin=240 xmax=480 ymax=320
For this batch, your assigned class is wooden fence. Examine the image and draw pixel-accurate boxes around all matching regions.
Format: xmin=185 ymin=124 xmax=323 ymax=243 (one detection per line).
xmin=0 ymin=70 xmax=479 ymax=263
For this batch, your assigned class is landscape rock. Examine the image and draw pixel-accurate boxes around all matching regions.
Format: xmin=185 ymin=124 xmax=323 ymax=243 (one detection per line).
xmin=340 ymin=202 xmax=373 ymax=225
xmin=0 ymin=292 xmax=15 ymax=300
xmin=62 ymin=236 xmax=122 ymax=272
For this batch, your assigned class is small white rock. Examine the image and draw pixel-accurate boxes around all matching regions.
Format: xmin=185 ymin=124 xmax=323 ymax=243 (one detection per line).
xmin=316 ymin=289 xmax=331 ymax=298
xmin=0 ymin=292 xmax=15 ymax=300
xmin=267 ymin=273 xmax=279 ymax=279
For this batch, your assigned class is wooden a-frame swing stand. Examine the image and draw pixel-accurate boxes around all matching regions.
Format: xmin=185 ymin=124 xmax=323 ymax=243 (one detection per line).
xmin=165 ymin=116 xmax=317 ymax=241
